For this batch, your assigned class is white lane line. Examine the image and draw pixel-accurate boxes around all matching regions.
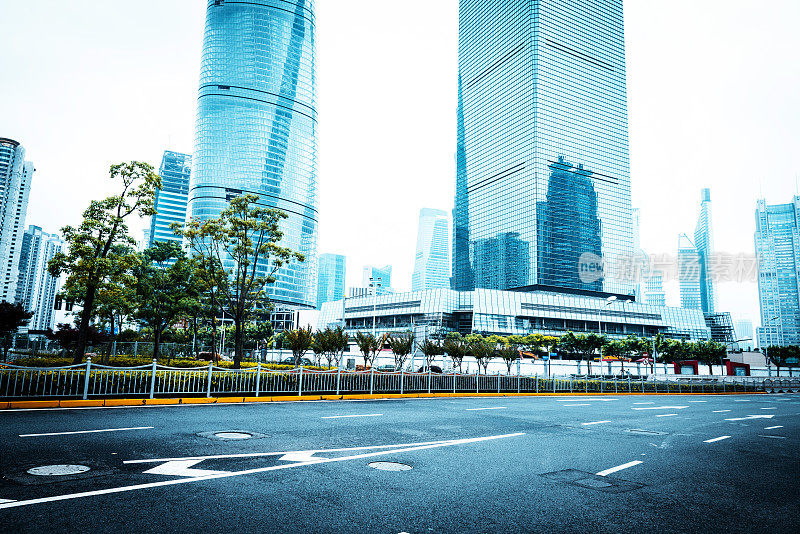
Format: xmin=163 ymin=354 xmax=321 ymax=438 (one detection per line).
xmin=759 ymin=435 xmax=787 ymax=439
xmin=581 ymin=420 xmax=612 ymax=426
xmin=633 ymin=402 xmax=654 ymax=405
xmin=761 ymin=407 xmax=777 ymax=410
xmin=321 ymin=414 xmax=383 ymax=419
xmin=0 ymin=499 xmax=15 ymax=504
xmin=656 ymin=413 xmax=678 ymax=417
xmin=765 ymin=425 xmax=783 ymax=430
xmin=733 ymin=400 xmax=751 ymax=402
xmin=712 ymin=410 xmax=731 ymax=413
xmin=596 ymin=460 xmax=643 ymax=477
xmin=562 ymin=404 xmax=591 ymax=407
xmin=725 ymin=415 xmax=774 ymax=421
xmin=0 ymin=432 xmax=526 ymax=510
xmin=687 ymin=401 xmax=707 ymax=403
xmin=19 ymin=426 xmax=154 ymax=438
xmin=555 ymin=398 xmax=618 ymax=402
xmin=465 ymin=407 xmax=507 ymax=411
xmin=703 ymin=436 xmax=731 ymax=443
xmin=632 ymin=406 xmax=688 ymax=411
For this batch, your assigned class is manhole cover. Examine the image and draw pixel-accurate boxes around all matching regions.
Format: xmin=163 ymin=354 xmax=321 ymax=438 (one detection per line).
xmin=368 ymin=462 xmax=412 ymax=471
xmin=627 ymin=429 xmax=667 ymax=436
xmin=575 ymin=478 xmax=613 ymax=488
xmin=213 ymin=432 xmax=252 ymax=440
xmin=27 ymin=464 xmax=91 ymax=476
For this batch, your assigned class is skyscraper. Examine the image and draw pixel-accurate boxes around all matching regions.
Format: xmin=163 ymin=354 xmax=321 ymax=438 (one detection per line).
xmin=452 ymin=0 xmax=633 ymax=297
xmin=734 ymin=319 xmax=754 ymax=351
xmin=362 ymin=265 xmax=392 ymax=295
xmin=189 ymin=0 xmax=318 ymax=309
xmin=412 ymin=208 xmax=450 ymax=291
xmin=147 ymin=151 xmax=191 ymax=248
xmin=0 ymin=138 xmax=33 ymax=302
xmin=316 ymin=253 xmax=345 ymax=309
xmin=15 ymin=226 xmax=65 ymax=331
xmin=755 ymin=196 xmax=800 ymax=347
xmin=679 ymin=189 xmax=717 ymax=314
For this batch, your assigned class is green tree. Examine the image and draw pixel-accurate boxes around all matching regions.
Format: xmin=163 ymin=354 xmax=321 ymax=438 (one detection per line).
xmin=354 ymin=331 xmax=385 ymax=368
xmin=189 ymin=194 xmax=304 ymax=368
xmin=467 ymin=334 xmax=497 ymax=374
xmin=284 ymin=326 xmax=314 ymax=366
xmin=575 ymin=333 xmax=607 ymax=375
xmin=497 ymin=336 xmax=522 ymax=373
xmin=0 ymin=301 xmax=33 ymax=361
xmin=312 ymin=327 xmax=329 ymax=366
xmin=48 ymin=161 xmax=160 ymax=363
xmin=693 ymin=340 xmax=727 ymax=374
xmin=387 ymin=331 xmax=414 ymax=370
xmin=132 ymin=241 xmax=196 ymax=361
xmin=443 ymin=332 xmax=468 ymax=373
xmin=416 ymin=338 xmax=443 ymax=369
xmin=329 ymin=326 xmax=349 ymax=368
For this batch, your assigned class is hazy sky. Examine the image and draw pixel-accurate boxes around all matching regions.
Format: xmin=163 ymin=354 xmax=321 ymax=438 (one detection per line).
xmin=1 ymin=0 xmax=798 ymax=330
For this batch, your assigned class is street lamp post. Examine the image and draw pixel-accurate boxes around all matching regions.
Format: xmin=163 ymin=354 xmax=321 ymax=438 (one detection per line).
xmin=369 ymin=276 xmax=382 ymax=337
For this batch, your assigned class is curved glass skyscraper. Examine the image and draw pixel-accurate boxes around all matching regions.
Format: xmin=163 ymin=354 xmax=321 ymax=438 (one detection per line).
xmin=190 ymin=0 xmax=318 ymax=308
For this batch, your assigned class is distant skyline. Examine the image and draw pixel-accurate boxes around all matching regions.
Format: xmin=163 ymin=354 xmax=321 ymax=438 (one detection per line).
xmin=1 ymin=0 xmax=799 ymax=328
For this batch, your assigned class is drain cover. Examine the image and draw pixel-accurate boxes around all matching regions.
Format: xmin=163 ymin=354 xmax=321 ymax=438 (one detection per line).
xmin=368 ymin=462 xmax=412 ymax=471
xmin=213 ymin=432 xmax=252 ymax=440
xmin=27 ymin=465 xmax=91 ymax=476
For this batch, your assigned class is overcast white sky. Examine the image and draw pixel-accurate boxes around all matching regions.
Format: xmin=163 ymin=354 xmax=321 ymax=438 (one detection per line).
xmin=1 ymin=0 xmax=798 ymax=330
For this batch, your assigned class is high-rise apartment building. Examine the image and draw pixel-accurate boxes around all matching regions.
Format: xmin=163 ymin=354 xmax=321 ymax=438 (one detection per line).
xmin=452 ymin=0 xmax=633 ymax=297
xmin=0 ymin=138 xmax=33 ymax=302
xmin=15 ymin=226 xmax=65 ymax=331
xmin=189 ymin=0 xmax=318 ymax=309
xmin=316 ymin=253 xmax=346 ymax=309
xmin=755 ymin=196 xmax=800 ymax=347
xmin=362 ymin=265 xmax=392 ymax=295
xmin=412 ymin=208 xmax=450 ymax=291
xmin=147 ymin=151 xmax=191 ymax=248
xmin=679 ymin=189 xmax=717 ymax=313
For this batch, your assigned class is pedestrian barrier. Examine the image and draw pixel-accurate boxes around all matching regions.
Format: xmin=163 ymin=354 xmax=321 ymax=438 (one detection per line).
xmin=0 ymin=359 xmax=773 ymax=400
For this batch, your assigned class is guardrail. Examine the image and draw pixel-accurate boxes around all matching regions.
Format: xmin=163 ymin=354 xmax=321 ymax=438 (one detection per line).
xmin=0 ymin=358 xmax=776 ymax=400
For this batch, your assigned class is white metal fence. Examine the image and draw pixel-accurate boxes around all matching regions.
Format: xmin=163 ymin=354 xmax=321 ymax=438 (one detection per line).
xmin=1 ymin=359 xmax=785 ymax=400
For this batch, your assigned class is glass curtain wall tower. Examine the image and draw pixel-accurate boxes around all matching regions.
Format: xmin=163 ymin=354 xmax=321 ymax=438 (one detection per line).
xmin=147 ymin=151 xmax=191 ymax=248
xmin=189 ymin=0 xmax=318 ymax=308
xmin=412 ymin=208 xmax=450 ymax=291
xmin=0 ymin=138 xmax=33 ymax=302
xmin=453 ymin=0 xmax=633 ymax=297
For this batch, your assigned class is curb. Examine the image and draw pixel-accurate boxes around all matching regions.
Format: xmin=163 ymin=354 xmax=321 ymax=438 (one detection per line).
xmin=0 ymin=390 xmax=764 ymax=410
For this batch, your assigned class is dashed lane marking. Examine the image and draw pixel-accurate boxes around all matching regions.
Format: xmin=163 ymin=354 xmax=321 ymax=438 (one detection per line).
xmin=632 ymin=406 xmax=689 ymax=410
xmin=562 ymin=404 xmax=591 ymax=407
xmin=581 ymin=421 xmax=612 ymax=426
xmin=633 ymin=402 xmax=654 ymax=405
xmin=759 ymin=435 xmax=787 ymax=439
xmin=761 ymin=407 xmax=777 ymax=410
xmin=703 ymin=436 xmax=731 ymax=443
xmin=725 ymin=415 xmax=774 ymax=421
xmin=687 ymin=401 xmax=707 ymax=403
xmin=765 ymin=426 xmax=783 ymax=430
xmin=465 ymin=407 xmax=507 ymax=411
xmin=712 ymin=410 xmax=731 ymax=413
xmin=0 ymin=499 xmax=15 ymax=504
xmin=656 ymin=414 xmax=678 ymax=417
xmin=0 ymin=433 xmax=526 ymax=510
xmin=321 ymin=414 xmax=383 ymax=419
xmin=19 ymin=426 xmax=154 ymax=438
xmin=596 ymin=460 xmax=643 ymax=477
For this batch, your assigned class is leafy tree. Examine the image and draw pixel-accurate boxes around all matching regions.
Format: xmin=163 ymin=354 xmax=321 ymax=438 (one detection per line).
xmin=48 ymin=161 xmax=160 ymax=363
xmin=386 ymin=331 xmax=414 ymax=370
xmin=329 ymin=326 xmax=349 ymax=368
xmin=45 ymin=322 xmax=109 ymax=360
xmin=497 ymin=336 xmax=522 ymax=373
xmin=467 ymin=334 xmax=496 ymax=374
xmin=0 ymin=301 xmax=33 ymax=361
xmin=179 ymin=194 xmax=304 ymax=368
xmin=284 ymin=326 xmax=314 ymax=366
xmin=416 ymin=338 xmax=443 ymax=369
xmin=574 ymin=333 xmax=607 ymax=375
xmin=132 ymin=241 xmax=196 ymax=361
xmin=694 ymin=340 xmax=727 ymax=374
xmin=443 ymin=332 xmax=468 ymax=372
xmin=312 ymin=327 xmax=328 ymax=366
xmin=557 ymin=332 xmax=578 ymax=358
xmin=354 ymin=331 xmax=385 ymax=368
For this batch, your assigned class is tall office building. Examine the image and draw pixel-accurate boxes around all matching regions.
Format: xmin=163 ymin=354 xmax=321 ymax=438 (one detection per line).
xmin=147 ymin=151 xmax=191 ymax=248
xmin=412 ymin=208 xmax=450 ymax=291
xmin=452 ymin=0 xmax=633 ymax=297
xmin=15 ymin=226 xmax=65 ymax=331
xmin=316 ymin=253 xmax=345 ymax=309
xmin=362 ymin=265 xmax=392 ymax=295
xmin=0 ymin=138 xmax=33 ymax=302
xmin=679 ymin=189 xmax=717 ymax=314
xmin=189 ymin=0 xmax=318 ymax=308
xmin=755 ymin=196 xmax=800 ymax=347
xmin=734 ymin=319 xmax=754 ymax=351
xmin=632 ymin=208 xmax=665 ymax=306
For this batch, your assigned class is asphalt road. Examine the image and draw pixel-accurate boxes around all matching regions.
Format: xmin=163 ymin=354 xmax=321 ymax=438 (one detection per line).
xmin=1 ymin=393 xmax=798 ymax=533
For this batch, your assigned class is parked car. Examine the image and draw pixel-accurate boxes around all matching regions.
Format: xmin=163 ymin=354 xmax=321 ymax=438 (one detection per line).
xmin=279 ymin=357 xmax=313 ymax=367
xmin=417 ymin=365 xmax=443 ymax=374
xmin=375 ymin=365 xmax=397 ymax=372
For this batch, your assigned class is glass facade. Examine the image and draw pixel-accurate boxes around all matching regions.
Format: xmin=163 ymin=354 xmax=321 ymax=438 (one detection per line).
xmin=317 ymin=288 xmax=710 ymax=342
xmin=679 ymin=189 xmax=717 ymax=314
xmin=362 ymin=265 xmax=393 ymax=295
xmin=756 ymin=197 xmax=800 ymax=347
xmin=316 ymin=253 xmax=346 ymax=309
xmin=412 ymin=208 xmax=450 ymax=291
xmin=453 ymin=0 xmax=633 ymax=297
xmin=15 ymin=225 xmax=65 ymax=331
xmin=189 ymin=0 xmax=318 ymax=308
xmin=147 ymin=151 xmax=191 ymax=248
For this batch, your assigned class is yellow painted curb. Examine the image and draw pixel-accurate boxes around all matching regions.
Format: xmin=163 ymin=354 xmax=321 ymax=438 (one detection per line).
xmin=0 ymin=401 xmax=9 ymax=409
xmin=60 ymin=400 xmax=104 ymax=408
xmin=143 ymin=398 xmax=180 ymax=405
xmin=8 ymin=400 xmax=60 ymax=409
xmin=105 ymin=398 xmax=146 ymax=406
xmin=180 ymin=397 xmax=217 ymax=404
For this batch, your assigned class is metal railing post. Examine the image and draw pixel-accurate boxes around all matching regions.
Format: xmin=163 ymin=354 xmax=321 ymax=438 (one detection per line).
xmin=298 ymin=366 xmax=304 ymax=396
xmin=517 ymin=370 xmax=520 ymax=394
xmin=400 ymin=369 xmax=404 ymax=395
xmin=134 ymin=341 xmax=138 ymax=358
xmin=627 ymin=376 xmax=631 ymax=393
xmin=255 ymin=363 xmax=261 ymax=397
xmin=206 ymin=362 xmax=213 ymax=397
xmin=722 ymin=378 xmax=725 ymax=393
xmin=336 ymin=365 xmax=342 ymax=396
xmin=476 ymin=371 xmax=479 ymax=393
xmin=149 ymin=359 xmax=157 ymax=399
xmin=427 ymin=367 xmax=431 ymax=394
xmin=370 ymin=366 xmax=375 ymax=395
xmin=112 ymin=340 xmax=117 ymax=359
xmin=82 ymin=357 xmax=91 ymax=400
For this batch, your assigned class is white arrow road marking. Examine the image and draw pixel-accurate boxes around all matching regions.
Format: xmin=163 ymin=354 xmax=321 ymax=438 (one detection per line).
xmin=0 ymin=433 xmax=525 ymax=510
xmin=724 ymin=415 xmax=775 ymax=421
xmin=596 ymin=460 xmax=642 ymax=476
xmin=142 ymin=459 xmax=230 ymax=478
xmin=278 ymin=451 xmax=328 ymax=463
xmin=632 ymin=406 xmax=689 ymax=410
